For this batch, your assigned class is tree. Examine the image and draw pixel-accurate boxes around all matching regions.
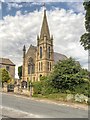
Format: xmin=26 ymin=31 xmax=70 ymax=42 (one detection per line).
xmin=80 ymin=1 xmax=90 ymax=50
xmin=0 ymin=68 xmax=10 ymax=85
xmin=49 ymin=57 xmax=89 ymax=94
xmin=18 ymin=66 xmax=22 ymax=79
xmin=33 ymin=58 xmax=89 ymax=96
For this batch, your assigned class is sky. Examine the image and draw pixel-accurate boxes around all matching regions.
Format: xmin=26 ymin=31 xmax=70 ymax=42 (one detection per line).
xmin=0 ymin=1 xmax=88 ymax=78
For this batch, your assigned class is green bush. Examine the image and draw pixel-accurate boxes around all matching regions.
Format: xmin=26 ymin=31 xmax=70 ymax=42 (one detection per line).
xmin=65 ymin=90 xmax=71 ymax=94
xmin=0 ymin=68 xmax=11 ymax=86
xmin=33 ymin=81 xmax=42 ymax=94
xmin=74 ymin=83 xmax=89 ymax=97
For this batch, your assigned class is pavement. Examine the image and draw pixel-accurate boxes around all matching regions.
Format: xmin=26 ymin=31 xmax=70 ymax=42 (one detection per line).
xmin=0 ymin=92 xmax=88 ymax=118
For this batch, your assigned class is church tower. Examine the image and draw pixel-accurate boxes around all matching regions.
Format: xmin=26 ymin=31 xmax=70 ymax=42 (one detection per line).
xmin=36 ymin=9 xmax=54 ymax=80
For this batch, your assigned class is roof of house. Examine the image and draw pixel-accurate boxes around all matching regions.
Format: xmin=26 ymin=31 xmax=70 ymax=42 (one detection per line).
xmin=54 ymin=52 xmax=67 ymax=63
xmin=0 ymin=58 xmax=15 ymax=66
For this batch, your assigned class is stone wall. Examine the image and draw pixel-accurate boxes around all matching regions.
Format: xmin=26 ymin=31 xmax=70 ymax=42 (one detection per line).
xmin=2 ymin=83 xmax=33 ymax=97
xmin=2 ymin=83 xmax=8 ymax=92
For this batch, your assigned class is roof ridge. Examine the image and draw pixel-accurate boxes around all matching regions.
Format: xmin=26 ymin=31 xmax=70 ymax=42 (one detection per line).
xmin=0 ymin=58 xmax=15 ymax=66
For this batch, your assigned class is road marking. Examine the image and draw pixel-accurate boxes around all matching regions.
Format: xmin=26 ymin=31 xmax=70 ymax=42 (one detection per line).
xmin=0 ymin=105 xmax=44 ymax=118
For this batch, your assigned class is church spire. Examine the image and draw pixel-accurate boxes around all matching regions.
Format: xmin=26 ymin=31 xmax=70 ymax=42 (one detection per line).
xmin=40 ymin=8 xmax=50 ymax=40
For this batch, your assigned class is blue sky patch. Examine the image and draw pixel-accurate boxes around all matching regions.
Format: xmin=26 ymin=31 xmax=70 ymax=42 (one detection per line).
xmin=1 ymin=2 xmax=84 ymax=18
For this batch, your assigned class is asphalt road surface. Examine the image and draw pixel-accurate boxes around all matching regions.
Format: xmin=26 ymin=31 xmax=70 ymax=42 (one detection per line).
xmin=0 ymin=93 xmax=88 ymax=118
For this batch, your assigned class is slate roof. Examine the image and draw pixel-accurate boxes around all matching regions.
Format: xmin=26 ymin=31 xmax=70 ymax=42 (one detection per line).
xmin=54 ymin=52 xmax=67 ymax=63
xmin=0 ymin=58 xmax=15 ymax=66
xmin=26 ymin=45 xmax=37 ymax=56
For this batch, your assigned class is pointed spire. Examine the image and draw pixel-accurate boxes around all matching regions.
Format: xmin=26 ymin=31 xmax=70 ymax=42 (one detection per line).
xmin=37 ymin=35 xmax=39 ymax=40
xmin=40 ymin=9 xmax=50 ymax=40
xmin=23 ymin=45 xmax=26 ymax=58
xmin=23 ymin=45 xmax=26 ymax=51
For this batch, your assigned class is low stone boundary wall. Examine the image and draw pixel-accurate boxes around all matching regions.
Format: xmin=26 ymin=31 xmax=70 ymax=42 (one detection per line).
xmin=2 ymin=84 xmax=8 ymax=92
xmin=14 ymin=86 xmax=32 ymax=97
xmin=2 ymin=84 xmax=33 ymax=97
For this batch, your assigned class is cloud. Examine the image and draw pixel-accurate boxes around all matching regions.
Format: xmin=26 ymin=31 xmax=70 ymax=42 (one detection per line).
xmin=0 ymin=7 xmax=88 ymax=78
xmin=0 ymin=4 xmax=2 ymax=21
xmin=47 ymin=8 xmax=88 ymax=68
xmin=30 ymin=2 xmax=43 ymax=5
xmin=1 ymin=0 xmax=84 ymax=2
xmin=0 ymin=3 xmax=1 ymax=10
xmin=67 ymin=2 xmax=85 ymax=13
xmin=0 ymin=0 xmax=5 ymax=2
xmin=7 ymin=2 xmax=23 ymax=11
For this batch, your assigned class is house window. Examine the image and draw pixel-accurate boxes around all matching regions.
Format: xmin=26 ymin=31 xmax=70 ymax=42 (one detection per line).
xmin=6 ymin=66 xmax=10 ymax=71
xmin=40 ymin=47 xmax=42 ymax=59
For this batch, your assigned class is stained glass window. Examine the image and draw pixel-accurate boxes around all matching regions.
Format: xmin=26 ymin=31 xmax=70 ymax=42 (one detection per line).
xmin=28 ymin=57 xmax=35 ymax=74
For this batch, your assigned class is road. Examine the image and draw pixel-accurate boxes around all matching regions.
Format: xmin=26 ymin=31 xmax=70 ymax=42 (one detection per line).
xmin=0 ymin=93 xmax=88 ymax=118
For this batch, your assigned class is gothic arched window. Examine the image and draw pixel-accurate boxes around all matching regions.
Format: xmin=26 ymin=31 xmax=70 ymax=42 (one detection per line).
xmin=38 ymin=62 xmax=43 ymax=71
xmin=41 ymin=62 xmax=43 ymax=71
xmin=28 ymin=64 xmax=30 ymax=74
xmin=28 ymin=57 xmax=35 ymax=74
xmin=50 ymin=62 xmax=51 ymax=71
xmin=40 ymin=47 xmax=42 ymax=59
xmin=39 ymin=62 xmax=40 ymax=71
xmin=48 ymin=46 xmax=50 ymax=59
xmin=47 ymin=62 xmax=49 ymax=71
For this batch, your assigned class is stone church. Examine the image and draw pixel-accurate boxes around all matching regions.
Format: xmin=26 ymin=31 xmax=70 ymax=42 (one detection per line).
xmin=22 ymin=9 xmax=67 ymax=83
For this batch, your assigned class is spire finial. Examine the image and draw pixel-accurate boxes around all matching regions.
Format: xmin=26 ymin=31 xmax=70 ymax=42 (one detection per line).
xmin=23 ymin=45 xmax=26 ymax=51
xmin=40 ymin=3 xmax=50 ymax=40
xmin=43 ymin=2 xmax=46 ymax=11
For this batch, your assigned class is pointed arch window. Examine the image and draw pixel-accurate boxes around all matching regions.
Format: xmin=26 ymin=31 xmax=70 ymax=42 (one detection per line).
xmin=28 ymin=64 xmax=30 ymax=74
xmin=48 ymin=46 xmax=50 ymax=59
xmin=39 ymin=62 xmax=43 ymax=71
xmin=47 ymin=62 xmax=49 ymax=71
xmin=50 ymin=62 xmax=51 ymax=71
xmin=39 ymin=62 xmax=40 ymax=71
xmin=28 ymin=57 xmax=35 ymax=74
xmin=40 ymin=47 xmax=42 ymax=59
xmin=41 ymin=62 xmax=43 ymax=71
